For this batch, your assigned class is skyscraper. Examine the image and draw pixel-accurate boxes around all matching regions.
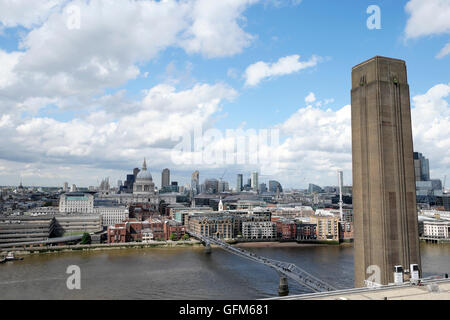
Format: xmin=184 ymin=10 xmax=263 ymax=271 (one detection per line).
xmin=237 ymin=174 xmax=243 ymax=192
xmin=268 ymin=180 xmax=283 ymax=193
xmin=251 ymin=172 xmax=258 ymax=191
xmin=191 ymin=171 xmax=200 ymax=195
xmin=413 ymin=152 xmax=430 ymax=181
xmin=205 ymin=179 xmax=219 ymax=194
xmin=218 ymin=181 xmax=229 ymax=193
xmin=351 ymin=56 xmax=421 ymax=287
xmin=308 ymin=183 xmax=322 ymax=193
xmin=162 ymin=168 xmax=170 ymax=188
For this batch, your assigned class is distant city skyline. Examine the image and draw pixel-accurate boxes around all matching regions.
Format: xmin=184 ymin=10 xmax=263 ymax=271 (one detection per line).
xmin=0 ymin=0 xmax=448 ymax=188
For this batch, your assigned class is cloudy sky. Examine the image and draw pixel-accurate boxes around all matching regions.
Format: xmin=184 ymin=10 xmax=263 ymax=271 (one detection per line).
xmin=0 ymin=0 xmax=449 ymax=189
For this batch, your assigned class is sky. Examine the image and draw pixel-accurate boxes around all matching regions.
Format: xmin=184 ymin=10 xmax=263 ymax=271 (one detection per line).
xmin=0 ymin=0 xmax=449 ymax=190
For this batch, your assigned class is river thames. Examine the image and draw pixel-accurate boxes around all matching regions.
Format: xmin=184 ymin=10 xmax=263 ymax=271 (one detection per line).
xmin=0 ymin=243 xmax=449 ymax=300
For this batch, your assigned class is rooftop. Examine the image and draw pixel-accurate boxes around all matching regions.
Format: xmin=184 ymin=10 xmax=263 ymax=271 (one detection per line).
xmin=267 ymin=278 xmax=450 ymax=300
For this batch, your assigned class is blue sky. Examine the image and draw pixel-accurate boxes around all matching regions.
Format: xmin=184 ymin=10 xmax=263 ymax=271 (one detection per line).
xmin=0 ymin=0 xmax=449 ymax=189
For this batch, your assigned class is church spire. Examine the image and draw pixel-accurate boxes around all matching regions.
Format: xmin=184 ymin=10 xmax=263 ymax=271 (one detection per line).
xmin=142 ymin=158 xmax=147 ymax=171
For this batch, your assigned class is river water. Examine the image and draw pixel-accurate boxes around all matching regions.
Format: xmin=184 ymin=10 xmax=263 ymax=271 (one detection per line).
xmin=0 ymin=243 xmax=448 ymax=300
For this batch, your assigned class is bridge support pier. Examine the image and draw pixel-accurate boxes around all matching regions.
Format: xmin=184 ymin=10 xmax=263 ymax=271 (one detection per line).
xmin=204 ymin=243 xmax=211 ymax=254
xmin=278 ymin=276 xmax=289 ymax=296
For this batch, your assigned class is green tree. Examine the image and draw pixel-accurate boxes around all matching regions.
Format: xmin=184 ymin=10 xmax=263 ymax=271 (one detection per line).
xmin=183 ymin=234 xmax=189 ymax=241
xmin=80 ymin=233 xmax=91 ymax=244
xmin=169 ymin=233 xmax=175 ymax=241
xmin=43 ymin=201 xmax=53 ymax=207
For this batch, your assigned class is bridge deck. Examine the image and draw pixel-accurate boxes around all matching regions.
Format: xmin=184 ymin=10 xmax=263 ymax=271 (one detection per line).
xmin=188 ymin=231 xmax=336 ymax=293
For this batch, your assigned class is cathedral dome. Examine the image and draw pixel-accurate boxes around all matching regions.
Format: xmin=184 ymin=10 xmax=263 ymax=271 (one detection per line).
xmin=133 ymin=158 xmax=155 ymax=195
xmin=137 ymin=170 xmax=152 ymax=181
xmin=136 ymin=158 xmax=153 ymax=181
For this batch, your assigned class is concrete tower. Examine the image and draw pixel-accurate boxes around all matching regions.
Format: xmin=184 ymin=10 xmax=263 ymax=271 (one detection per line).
xmin=351 ymin=56 xmax=421 ymax=287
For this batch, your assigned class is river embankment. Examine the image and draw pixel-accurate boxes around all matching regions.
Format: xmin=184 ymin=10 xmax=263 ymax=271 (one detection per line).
xmin=0 ymin=240 xmax=204 ymax=256
xmin=1 ymin=239 xmax=354 ymax=256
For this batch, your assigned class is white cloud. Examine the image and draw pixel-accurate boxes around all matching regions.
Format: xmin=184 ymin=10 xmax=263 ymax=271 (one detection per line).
xmin=436 ymin=43 xmax=450 ymax=59
xmin=267 ymin=83 xmax=450 ymax=188
xmin=271 ymin=102 xmax=352 ymax=187
xmin=180 ymin=0 xmax=258 ymax=58
xmin=244 ymin=54 xmax=320 ymax=87
xmin=405 ymin=0 xmax=450 ymax=39
xmin=411 ymin=83 xmax=450 ymax=175
xmin=1 ymin=81 xmax=449 ymax=188
xmin=0 ymin=83 xmax=237 ymax=185
xmin=0 ymin=0 xmax=259 ymax=113
xmin=0 ymin=49 xmax=23 ymax=89
xmin=263 ymin=0 xmax=302 ymax=8
xmin=0 ymin=0 xmax=64 ymax=28
xmin=305 ymin=92 xmax=316 ymax=104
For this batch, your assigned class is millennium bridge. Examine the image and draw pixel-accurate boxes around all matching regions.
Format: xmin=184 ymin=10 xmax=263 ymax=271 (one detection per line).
xmin=187 ymin=231 xmax=337 ymax=296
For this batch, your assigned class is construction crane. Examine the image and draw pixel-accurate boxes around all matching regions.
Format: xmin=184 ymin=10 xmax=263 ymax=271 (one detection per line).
xmin=219 ymin=169 xmax=227 ymax=182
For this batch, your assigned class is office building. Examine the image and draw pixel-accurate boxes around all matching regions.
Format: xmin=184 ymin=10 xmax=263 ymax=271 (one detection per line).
xmin=413 ymin=152 xmax=430 ymax=181
xmin=162 ymin=168 xmax=170 ymax=188
xmin=251 ymin=172 xmax=259 ymax=191
xmin=422 ymin=220 xmax=450 ymax=240
xmin=237 ymin=174 xmax=243 ymax=192
xmin=218 ymin=181 xmax=229 ymax=193
xmin=308 ymin=184 xmax=323 ymax=193
xmin=53 ymin=214 xmax=103 ymax=236
xmin=268 ymin=180 xmax=283 ymax=193
xmin=59 ymin=193 xmax=94 ymax=214
xmin=191 ymin=171 xmax=200 ymax=195
xmin=259 ymin=183 xmax=267 ymax=193
xmin=204 ymin=179 xmax=219 ymax=194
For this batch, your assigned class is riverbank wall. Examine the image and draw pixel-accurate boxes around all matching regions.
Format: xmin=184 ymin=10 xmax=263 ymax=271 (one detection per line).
xmin=1 ymin=239 xmax=353 ymax=256
xmin=1 ymin=240 xmax=204 ymax=256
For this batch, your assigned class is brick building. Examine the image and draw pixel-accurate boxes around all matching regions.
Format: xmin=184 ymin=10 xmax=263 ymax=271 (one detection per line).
xmin=164 ymin=220 xmax=185 ymax=240
xmin=339 ymin=221 xmax=354 ymax=242
xmin=107 ymin=219 xmax=145 ymax=243
xmin=296 ymin=223 xmax=317 ymax=241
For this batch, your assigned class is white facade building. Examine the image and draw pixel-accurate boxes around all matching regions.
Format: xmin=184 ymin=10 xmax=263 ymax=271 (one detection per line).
xmin=423 ymin=220 xmax=450 ymax=239
xmin=59 ymin=193 xmax=94 ymax=213
xmin=94 ymin=206 xmax=129 ymax=227
xmin=59 ymin=193 xmax=129 ymax=227
xmin=420 ymin=210 xmax=450 ymax=221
